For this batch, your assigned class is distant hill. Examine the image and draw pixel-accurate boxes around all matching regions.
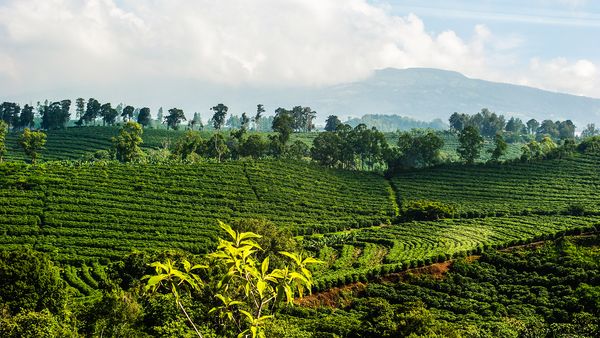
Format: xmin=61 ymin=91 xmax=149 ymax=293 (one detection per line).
xmin=309 ymin=68 xmax=600 ymax=126
xmin=344 ymin=114 xmax=447 ymax=131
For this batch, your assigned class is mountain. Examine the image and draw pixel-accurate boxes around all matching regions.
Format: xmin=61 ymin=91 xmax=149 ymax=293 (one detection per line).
xmin=307 ymin=68 xmax=600 ymax=126
xmin=7 ymin=68 xmax=600 ymax=128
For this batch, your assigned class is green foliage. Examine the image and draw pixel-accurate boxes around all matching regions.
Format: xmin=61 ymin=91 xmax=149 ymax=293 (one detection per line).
xmin=112 ymin=121 xmax=144 ymax=162
xmin=400 ymin=200 xmax=457 ymax=221
xmin=489 ymin=133 xmax=507 ymax=162
xmin=165 ymin=108 xmax=186 ymax=130
xmin=0 ymin=309 xmax=78 ymax=338
xmin=137 ymin=107 xmax=152 ymax=127
xmin=210 ymin=104 xmax=228 ymax=130
xmin=272 ymin=108 xmax=294 ymax=145
xmin=391 ymin=153 xmax=600 ymax=216
xmin=78 ymin=289 xmax=148 ymax=338
xmin=19 ymin=128 xmax=47 ymax=164
xmin=390 ymin=129 xmax=444 ymax=170
xmin=578 ymin=135 xmax=600 ymax=154
xmin=173 ymin=130 xmax=206 ymax=161
xmin=324 ymin=115 xmax=342 ymax=132
xmin=144 ymin=221 xmax=322 ymax=338
xmin=0 ymin=250 xmax=68 ymax=315
xmin=457 ymin=125 xmax=484 ymax=164
xmin=0 ymin=120 xmax=7 ymax=162
xmin=311 ymin=124 xmax=388 ymax=170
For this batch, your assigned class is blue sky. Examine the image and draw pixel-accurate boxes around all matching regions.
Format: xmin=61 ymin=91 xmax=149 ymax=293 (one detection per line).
xmin=383 ymin=0 xmax=600 ymax=60
xmin=0 ymin=0 xmax=598 ymax=111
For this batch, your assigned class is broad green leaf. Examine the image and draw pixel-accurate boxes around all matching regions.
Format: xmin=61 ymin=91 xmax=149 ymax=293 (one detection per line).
xmin=279 ymin=251 xmax=301 ymax=265
xmin=256 ymin=280 xmax=266 ymax=299
xmin=218 ymin=221 xmax=237 ymax=241
xmin=182 ymin=259 xmax=191 ymax=272
xmin=145 ymin=274 xmax=167 ymax=287
xmin=261 ymin=257 xmax=269 ymax=276
xmin=239 ymin=309 xmax=254 ymax=322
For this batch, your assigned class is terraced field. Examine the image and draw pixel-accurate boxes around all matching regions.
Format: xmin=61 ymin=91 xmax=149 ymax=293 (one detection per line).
xmin=4 ymin=126 xmax=524 ymax=163
xmin=0 ymin=161 xmax=395 ymax=267
xmin=391 ymin=154 xmax=600 ymax=217
xmin=1 ymin=151 xmax=598 ymax=294
xmin=306 ymin=215 xmax=599 ymax=290
xmin=4 ymin=127 xmax=195 ymax=161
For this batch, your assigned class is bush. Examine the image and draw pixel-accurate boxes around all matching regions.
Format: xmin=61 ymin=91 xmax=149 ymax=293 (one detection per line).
xmin=565 ymin=204 xmax=586 ymax=216
xmin=400 ymin=200 xmax=457 ymax=221
xmin=0 ymin=250 xmax=68 ymax=315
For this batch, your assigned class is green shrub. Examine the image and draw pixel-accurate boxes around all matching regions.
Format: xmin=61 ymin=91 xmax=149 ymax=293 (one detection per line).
xmin=400 ymin=200 xmax=457 ymax=221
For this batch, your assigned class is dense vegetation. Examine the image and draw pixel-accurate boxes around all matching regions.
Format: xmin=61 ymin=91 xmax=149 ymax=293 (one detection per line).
xmin=278 ymin=235 xmax=599 ymax=337
xmin=391 ymin=153 xmax=600 ymax=217
xmin=0 ymin=160 xmax=394 ymax=266
xmin=1 ymin=98 xmax=599 ymax=337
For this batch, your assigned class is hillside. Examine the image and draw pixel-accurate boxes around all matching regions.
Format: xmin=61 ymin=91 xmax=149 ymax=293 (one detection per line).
xmin=1 ymin=154 xmax=599 ymax=291
xmin=391 ymin=153 xmax=600 ymax=216
xmin=4 ymin=126 xmax=524 ymax=163
xmin=0 ymin=161 xmax=394 ymax=265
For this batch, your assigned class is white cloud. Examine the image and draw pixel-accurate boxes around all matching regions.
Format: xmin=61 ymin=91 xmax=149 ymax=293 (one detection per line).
xmin=0 ymin=0 xmax=597 ymax=103
xmin=0 ymin=1 xmax=495 ymax=88
xmin=521 ymin=57 xmax=599 ymax=96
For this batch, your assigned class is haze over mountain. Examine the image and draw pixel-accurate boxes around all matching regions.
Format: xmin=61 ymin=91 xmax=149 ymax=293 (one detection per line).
xmin=199 ymin=67 xmax=600 ymax=127
xmin=318 ymin=68 xmax=600 ymax=124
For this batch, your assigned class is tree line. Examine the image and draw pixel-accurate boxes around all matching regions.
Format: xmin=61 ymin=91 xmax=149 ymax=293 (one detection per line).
xmin=449 ymin=109 xmax=578 ymax=141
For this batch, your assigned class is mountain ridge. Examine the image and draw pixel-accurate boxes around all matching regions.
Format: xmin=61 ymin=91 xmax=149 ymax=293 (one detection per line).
xmin=309 ymin=67 xmax=600 ymax=126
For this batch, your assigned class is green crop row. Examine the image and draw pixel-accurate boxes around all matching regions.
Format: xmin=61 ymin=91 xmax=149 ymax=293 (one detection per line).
xmin=0 ymin=160 xmax=396 ymax=264
xmin=391 ymin=154 xmax=600 ymax=217
xmin=308 ymin=215 xmax=599 ymax=291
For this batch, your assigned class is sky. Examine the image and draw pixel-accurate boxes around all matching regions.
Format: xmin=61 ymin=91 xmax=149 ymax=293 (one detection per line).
xmin=0 ymin=0 xmax=599 ymax=114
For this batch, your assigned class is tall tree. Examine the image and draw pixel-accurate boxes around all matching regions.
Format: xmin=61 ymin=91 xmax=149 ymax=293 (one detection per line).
xmin=75 ymin=98 xmax=85 ymax=120
xmin=83 ymin=98 xmax=101 ymax=125
xmin=449 ymin=112 xmax=468 ymax=132
xmin=191 ymin=112 xmax=203 ymax=130
xmin=58 ymin=99 xmax=71 ymax=128
xmin=526 ymin=119 xmax=539 ymax=135
xmin=100 ymin=103 xmax=118 ymax=126
xmin=324 ymin=115 xmax=342 ymax=132
xmin=0 ymin=121 xmax=7 ymax=162
xmin=537 ymin=120 xmax=559 ymax=139
xmin=41 ymin=101 xmax=70 ymax=130
xmin=581 ymin=123 xmax=599 ymax=138
xmin=207 ymin=133 xmax=229 ymax=162
xmin=18 ymin=104 xmax=35 ymax=130
xmin=112 ymin=122 xmax=144 ymax=163
xmin=165 ymin=108 xmax=186 ymax=130
xmin=0 ymin=102 xmax=20 ymax=129
xmin=19 ymin=128 xmax=46 ymax=164
xmin=303 ymin=107 xmax=317 ymax=132
xmin=122 ymin=105 xmax=135 ymax=122
xmin=254 ymin=104 xmax=265 ymax=131
xmin=137 ymin=107 xmax=151 ymax=127
xmin=210 ymin=104 xmax=228 ymax=131
xmin=157 ymin=107 xmax=164 ymax=126
xmin=557 ymin=120 xmax=576 ymax=139
xmin=457 ymin=125 xmax=484 ymax=164
xmin=391 ymin=129 xmax=444 ymax=170
xmin=241 ymin=112 xmax=250 ymax=131
xmin=505 ymin=117 xmax=526 ymax=134
xmin=272 ymin=108 xmax=294 ymax=145
xmin=489 ymin=133 xmax=507 ymax=162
